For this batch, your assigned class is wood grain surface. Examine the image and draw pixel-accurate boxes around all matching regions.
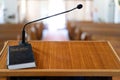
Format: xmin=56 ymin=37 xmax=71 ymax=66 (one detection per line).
xmin=0 ymin=40 xmax=120 ymax=77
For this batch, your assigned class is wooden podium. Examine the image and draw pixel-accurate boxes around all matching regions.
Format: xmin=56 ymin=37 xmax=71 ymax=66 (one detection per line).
xmin=0 ymin=40 xmax=120 ymax=80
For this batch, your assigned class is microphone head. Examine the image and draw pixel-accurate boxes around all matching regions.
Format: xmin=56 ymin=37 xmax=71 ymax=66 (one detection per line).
xmin=77 ymin=4 xmax=83 ymax=9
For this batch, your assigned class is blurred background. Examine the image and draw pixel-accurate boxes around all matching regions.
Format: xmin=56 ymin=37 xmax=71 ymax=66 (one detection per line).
xmin=0 ymin=0 xmax=120 ymax=24
xmin=0 ymin=0 xmax=120 ymax=50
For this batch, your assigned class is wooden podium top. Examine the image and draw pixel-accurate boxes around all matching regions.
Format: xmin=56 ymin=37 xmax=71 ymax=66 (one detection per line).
xmin=0 ymin=40 xmax=120 ymax=76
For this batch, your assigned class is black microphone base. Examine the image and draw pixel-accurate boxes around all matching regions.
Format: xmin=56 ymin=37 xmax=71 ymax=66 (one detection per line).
xmin=19 ymin=41 xmax=29 ymax=46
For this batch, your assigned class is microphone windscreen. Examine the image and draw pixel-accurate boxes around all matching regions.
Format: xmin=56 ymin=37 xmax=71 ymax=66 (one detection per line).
xmin=77 ymin=4 xmax=83 ymax=9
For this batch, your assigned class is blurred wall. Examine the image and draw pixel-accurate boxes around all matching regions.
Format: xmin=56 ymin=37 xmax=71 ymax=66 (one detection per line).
xmin=114 ymin=0 xmax=120 ymax=23
xmin=0 ymin=0 xmax=4 ymax=23
xmin=2 ymin=0 xmax=119 ymax=23
xmin=4 ymin=0 xmax=19 ymax=23
xmin=93 ymin=0 xmax=115 ymax=23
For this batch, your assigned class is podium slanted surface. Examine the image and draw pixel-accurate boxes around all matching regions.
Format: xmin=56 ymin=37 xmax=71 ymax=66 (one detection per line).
xmin=0 ymin=40 xmax=120 ymax=76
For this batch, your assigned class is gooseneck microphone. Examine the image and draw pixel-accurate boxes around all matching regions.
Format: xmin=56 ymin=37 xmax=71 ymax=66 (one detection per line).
xmin=21 ymin=4 xmax=83 ymax=44
xmin=7 ymin=4 xmax=83 ymax=70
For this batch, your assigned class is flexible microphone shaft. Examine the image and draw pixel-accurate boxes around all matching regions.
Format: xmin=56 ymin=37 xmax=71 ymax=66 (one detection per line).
xmin=21 ymin=4 xmax=83 ymax=44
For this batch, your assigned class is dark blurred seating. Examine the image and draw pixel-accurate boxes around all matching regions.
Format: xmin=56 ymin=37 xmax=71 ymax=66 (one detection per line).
xmin=35 ymin=23 xmax=44 ymax=40
xmin=28 ymin=22 xmax=44 ymax=40
xmin=0 ymin=23 xmax=24 ymax=40
xmin=66 ymin=21 xmax=91 ymax=40
xmin=67 ymin=21 xmax=120 ymax=41
xmin=77 ymin=21 xmax=120 ymax=41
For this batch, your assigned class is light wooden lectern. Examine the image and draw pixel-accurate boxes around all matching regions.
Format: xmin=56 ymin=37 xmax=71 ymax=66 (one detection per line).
xmin=0 ymin=40 xmax=120 ymax=80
